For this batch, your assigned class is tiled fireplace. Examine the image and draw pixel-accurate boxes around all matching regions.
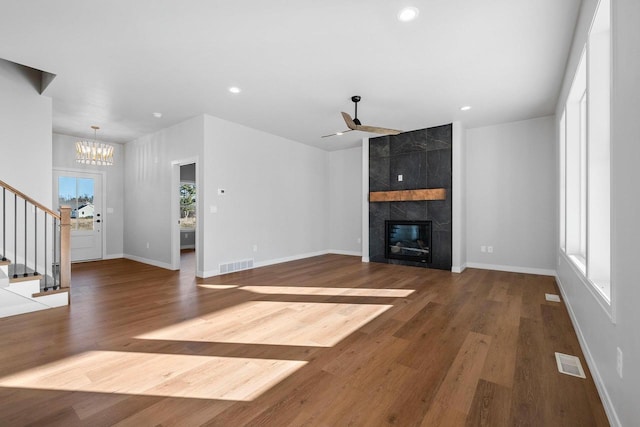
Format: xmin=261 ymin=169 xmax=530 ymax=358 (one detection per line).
xmin=369 ymin=123 xmax=452 ymax=270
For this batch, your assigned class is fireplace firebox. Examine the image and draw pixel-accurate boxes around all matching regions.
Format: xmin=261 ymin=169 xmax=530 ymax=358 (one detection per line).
xmin=385 ymin=220 xmax=432 ymax=263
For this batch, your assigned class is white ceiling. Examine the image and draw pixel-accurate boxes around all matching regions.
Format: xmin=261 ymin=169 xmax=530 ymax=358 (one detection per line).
xmin=0 ymin=0 xmax=581 ymax=151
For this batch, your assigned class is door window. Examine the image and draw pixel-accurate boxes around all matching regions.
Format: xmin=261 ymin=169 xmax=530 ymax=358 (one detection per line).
xmin=58 ymin=176 xmax=95 ymax=231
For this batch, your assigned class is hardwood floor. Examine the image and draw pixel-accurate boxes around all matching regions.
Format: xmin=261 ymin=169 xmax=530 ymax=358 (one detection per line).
xmin=0 ymin=253 xmax=609 ymax=426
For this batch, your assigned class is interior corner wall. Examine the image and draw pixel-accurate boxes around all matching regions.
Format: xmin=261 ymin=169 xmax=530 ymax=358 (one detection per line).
xmin=466 ymin=116 xmax=556 ymax=275
xmin=554 ymin=0 xmax=640 ymax=425
xmin=0 ymin=58 xmax=52 ymax=205
xmin=201 ymin=115 xmax=329 ymax=276
xmin=52 ymin=133 xmax=125 ymax=258
xmin=123 ymin=115 xmax=204 ymax=268
xmin=452 ymin=121 xmax=466 ymax=272
xmin=328 ymin=147 xmax=362 ymax=255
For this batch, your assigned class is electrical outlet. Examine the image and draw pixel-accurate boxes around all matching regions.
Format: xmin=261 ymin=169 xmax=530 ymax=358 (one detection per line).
xmin=146 ymin=242 xmax=150 ymax=249
xmin=253 ymin=244 xmax=258 ymax=252
xmin=488 ymin=246 xmax=493 ymax=253
xmin=481 ymin=246 xmax=486 ymax=253
xmin=617 ymin=347 xmax=623 ymax=378
xmin=357 ymin=237 xmax=362 ymax=244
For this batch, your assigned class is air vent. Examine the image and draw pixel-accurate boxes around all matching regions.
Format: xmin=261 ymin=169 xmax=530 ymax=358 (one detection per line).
xmin=545 ymin=293 xmax=561 ymax=302
xmin=555 ymin=352 xmax=586 ymax=378
xmin=219 ymin=259 xmax=254 ymax=275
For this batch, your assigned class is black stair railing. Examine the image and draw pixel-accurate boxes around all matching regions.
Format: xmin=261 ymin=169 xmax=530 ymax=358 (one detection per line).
xmin=0 ymin=179 xmax=71 ymax=299
xmin=2 ymin=188 xmax=5 ymax=262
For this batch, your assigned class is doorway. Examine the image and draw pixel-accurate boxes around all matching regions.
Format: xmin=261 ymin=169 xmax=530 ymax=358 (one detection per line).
xmin=172 ymin=161 xmax=198 ymax=273
xmin=53 ymin=170 xmax=104 ymax=261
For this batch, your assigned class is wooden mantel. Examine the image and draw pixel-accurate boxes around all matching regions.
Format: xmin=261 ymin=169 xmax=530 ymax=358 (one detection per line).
xmin=369 ymin=188 xmax=446 ymax=202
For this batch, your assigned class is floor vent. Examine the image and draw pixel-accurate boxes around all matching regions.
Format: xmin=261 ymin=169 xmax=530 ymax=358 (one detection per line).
xmin=555 ymin=352 xmax=586 ymax=378
xmin=545 ymin=293 xmax=561 ymax=302
xmin=219 ymin=259 xmax=254 ymax=275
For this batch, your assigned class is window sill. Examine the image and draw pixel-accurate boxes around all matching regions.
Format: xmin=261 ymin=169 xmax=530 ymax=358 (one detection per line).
xmin=568 ymin=254 xmax=586 ymax=275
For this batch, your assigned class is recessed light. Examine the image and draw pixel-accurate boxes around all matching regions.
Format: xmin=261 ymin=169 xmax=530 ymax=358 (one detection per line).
xmin=460 ymin=105 xmax=472 ymax=111
xmin=336 ymin=132 xmax=344 ymax=136
xmin=228 ymin=86 xmax=241 ymax=94
xmin=152 ymin=112 xmax=163 ymax=118
xmin=397 ymin=6 xmax=419 ymax=22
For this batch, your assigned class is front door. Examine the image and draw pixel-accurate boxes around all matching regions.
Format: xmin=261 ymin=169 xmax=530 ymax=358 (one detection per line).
xmin=54 ymin=170 xmax=103 ymax=261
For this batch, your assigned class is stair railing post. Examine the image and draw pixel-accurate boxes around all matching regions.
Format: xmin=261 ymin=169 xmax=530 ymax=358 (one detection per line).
xmin=59 ymin=206 xmax=71 ymax=300
xmin=13 ymin=194 xmax=17 ymax=278
xmin=24 ymin=199 xmax=28 ymax=277
xmin=44 ymin=215 xmax=49 ymax=291
xmin=2 ymin=188 xmax=6 ymax=261
xmin=34 ymin=207 xmax=38 ymax=275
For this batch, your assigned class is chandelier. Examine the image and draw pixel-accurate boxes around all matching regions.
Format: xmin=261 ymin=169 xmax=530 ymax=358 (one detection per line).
xmin=75 ymin=125 xmax=114 ymax=166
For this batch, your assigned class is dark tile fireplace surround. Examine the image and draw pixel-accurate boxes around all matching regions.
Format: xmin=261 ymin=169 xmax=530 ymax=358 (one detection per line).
xmin=369 ymin=123 xmax=452 ymax=270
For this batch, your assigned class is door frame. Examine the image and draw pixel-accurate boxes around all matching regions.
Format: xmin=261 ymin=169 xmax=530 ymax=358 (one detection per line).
xmin=170 ymin=157 xmax=200 ymax=273
xmin=53 ymin=167 xmax=107 ymax=261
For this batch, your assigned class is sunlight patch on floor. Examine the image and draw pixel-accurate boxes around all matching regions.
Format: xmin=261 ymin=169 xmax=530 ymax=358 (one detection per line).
xmin=239 ymin=286 xmax=414 ymax=298
xmin=197 ymin=284 xmax=239 ymax=290
xmin=0 ymin=351 xmax=306 ymax=401
xmin=137 ymin=301 xmax=392 ymax=347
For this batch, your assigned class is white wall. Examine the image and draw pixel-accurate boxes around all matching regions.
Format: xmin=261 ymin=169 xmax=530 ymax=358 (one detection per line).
xmin=202 ymin=115 xmax=329 ymax=276
xmin=466 ymin=116 xmax=556 ymax=275
xmin=328 ymin=147 xmax=362 ymax=255
xmin=52 ymin=133 xmax=125 ymax=258
xmin=555 ymin=0 xmax=640 ymax=425
xmin=123 ymin=116 xmax=204 ymax=269
xmin=123 ymin=113 xmax=361 ymax=277
xmin=0 ymin=58 xmax=52 ymax=205
xmin=0 ymin=59 xmax=52 ymax=268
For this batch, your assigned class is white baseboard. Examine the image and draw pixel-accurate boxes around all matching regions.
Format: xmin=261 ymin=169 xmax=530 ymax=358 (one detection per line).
xmin=327 ymin=250 xmax=362 ymax=257
xmin=198 ymin=250 xmax=332 ymax=279
xmin=362 ymin=256 xmax=370 ymax=263
xmin=180 ymin=245 xmax=196 ymax=250
xmin=104 ymin=253 xmax=124 ymax=260
xmin=197 ymin=269 xmax=218 ymax=278
xmin=465 ymin=262 xmax=556 ymax=276
xmin=123 ymin=254 xmax=176 ymax=271
xmin=555 ymin=275 xmax=621 ymax=427
xmin=451 ymin=263 xmax=467 ymax=273
xmin=252 ymin=250 xmax=329 ymax=270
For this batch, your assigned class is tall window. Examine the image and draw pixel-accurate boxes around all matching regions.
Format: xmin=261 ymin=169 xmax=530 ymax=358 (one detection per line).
xmin=560 ymin=0 xmax=611 ymax=302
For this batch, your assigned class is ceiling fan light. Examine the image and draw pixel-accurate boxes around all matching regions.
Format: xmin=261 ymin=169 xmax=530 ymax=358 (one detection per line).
xmin=397 ymin=6 xmax=419 ymax=22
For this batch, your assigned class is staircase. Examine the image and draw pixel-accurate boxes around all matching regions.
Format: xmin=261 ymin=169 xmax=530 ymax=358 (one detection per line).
xmin=0 ymin=179 xmax=71 ymax=318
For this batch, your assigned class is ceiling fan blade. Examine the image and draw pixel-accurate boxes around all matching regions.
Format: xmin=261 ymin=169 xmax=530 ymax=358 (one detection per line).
xmin=341 ymin=112 xmax=358 ymax=130
xmin=356 ymin=125 xmax=402 ymax=135
xmin=321 ymin=129 xmax=353 ymax=138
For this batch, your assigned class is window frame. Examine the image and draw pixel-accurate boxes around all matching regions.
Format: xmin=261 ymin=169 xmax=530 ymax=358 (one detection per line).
xmin=559 ymin=0 xmax=612 ymax=315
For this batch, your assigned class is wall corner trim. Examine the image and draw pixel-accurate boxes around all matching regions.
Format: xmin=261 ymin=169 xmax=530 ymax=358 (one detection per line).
xmin=465 ymin=262 xmax=556 ymax=277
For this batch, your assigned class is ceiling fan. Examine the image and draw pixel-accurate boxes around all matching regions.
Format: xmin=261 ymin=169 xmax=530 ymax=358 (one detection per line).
xmin=322 ymin=95 xmax=402 ymax=138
